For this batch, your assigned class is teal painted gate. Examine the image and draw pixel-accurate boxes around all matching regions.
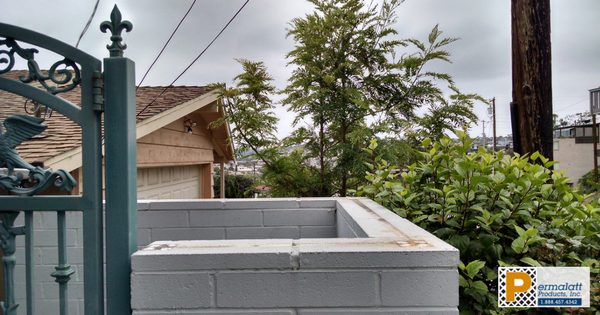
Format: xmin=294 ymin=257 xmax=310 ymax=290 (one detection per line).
xmin=0 ymin=6 xmax=137 ymax=315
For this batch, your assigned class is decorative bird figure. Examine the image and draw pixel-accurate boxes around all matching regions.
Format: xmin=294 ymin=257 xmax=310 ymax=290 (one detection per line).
xmin=0 ymin=114 xmax=47 ymax=176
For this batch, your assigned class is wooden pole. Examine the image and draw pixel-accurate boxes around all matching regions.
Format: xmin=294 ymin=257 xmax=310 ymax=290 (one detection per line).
xmin=511 ymin=0 xmax=553 ymax=161
xmin=220 ymin=161 xmax=225 ymax=198
xmin=492 ymin=97 xmax=497 ymax=151
xmin=593 ymin=114 xmax=598 ymax=183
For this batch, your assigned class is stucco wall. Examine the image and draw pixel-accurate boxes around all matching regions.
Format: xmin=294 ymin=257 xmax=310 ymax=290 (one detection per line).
xmin=554 ymin=137 xmax=600 ymax=185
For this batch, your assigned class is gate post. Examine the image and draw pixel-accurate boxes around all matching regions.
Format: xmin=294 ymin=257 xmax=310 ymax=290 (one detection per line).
xmin=101 ymin=6 xmax=137 ymax=315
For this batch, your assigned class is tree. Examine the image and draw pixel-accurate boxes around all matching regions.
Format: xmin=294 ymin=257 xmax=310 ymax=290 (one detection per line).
xmin=283 ymin=0 xmax=481 ymax=196
xmin=213 ymin=0 xmax=481 ymax=198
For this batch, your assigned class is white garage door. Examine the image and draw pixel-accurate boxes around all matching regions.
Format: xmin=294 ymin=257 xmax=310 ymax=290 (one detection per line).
xmin=137 ymin=165 xmax=201 ymax=199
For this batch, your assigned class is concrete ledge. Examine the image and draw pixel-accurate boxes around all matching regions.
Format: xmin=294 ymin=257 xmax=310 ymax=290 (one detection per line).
xmin=132 ymin=198 xmax=459 ymax=314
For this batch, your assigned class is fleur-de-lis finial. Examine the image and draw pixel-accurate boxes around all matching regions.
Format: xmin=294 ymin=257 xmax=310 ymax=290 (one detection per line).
xmin=100 ymin=5 xmax=133 ymax=57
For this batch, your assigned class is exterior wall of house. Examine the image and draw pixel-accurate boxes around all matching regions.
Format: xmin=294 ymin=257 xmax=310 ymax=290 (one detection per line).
xmin=137 ymin=118 xmax=215 ymax=168
xmin=554 ymin=138 xmax=600 ymax=185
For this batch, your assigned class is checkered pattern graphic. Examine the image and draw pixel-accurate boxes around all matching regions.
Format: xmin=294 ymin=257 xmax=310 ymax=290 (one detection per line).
xmin=498 ymin=267 xmax=537 ymax=307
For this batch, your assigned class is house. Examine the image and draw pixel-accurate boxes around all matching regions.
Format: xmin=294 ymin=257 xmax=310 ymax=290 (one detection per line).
xmin=0 ymin=70 xmax=234 ymax=198
xmin=553 ymin=123 xmax=599 ymax=186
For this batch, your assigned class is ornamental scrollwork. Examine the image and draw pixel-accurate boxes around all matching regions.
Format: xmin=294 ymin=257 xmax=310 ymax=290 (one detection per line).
xmin=0 ymin=37 xmax=81 ymax=95
xmin=0 ymin=115 xmax=77 ymax=196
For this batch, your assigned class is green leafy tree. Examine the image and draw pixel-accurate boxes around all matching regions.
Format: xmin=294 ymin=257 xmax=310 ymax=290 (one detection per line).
xmin=213 ymin=173 xmax=257 ymax=198
xmin=357 ymin=130 xmax=600 ymax=314
xmin=213 ymin=0 xmax=481 ymax=198
xmin=210 ymin=59 xmax=320 ymax=197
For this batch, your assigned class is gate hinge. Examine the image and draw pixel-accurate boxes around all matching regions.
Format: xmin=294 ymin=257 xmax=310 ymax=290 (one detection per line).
xmin=92 ymin=71 xmax=104 ymax=112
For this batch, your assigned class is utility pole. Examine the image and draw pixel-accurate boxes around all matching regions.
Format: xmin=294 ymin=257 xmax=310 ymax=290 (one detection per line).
xmin=590 ymin=87 xmax=600 ymax=183
xmin=482 ymin=120 xmax=486 ymax=149
xmin=492 ymin=98 xmax=497 ymax=151
xmin=511 ymin=0 xmax=553 ymax=161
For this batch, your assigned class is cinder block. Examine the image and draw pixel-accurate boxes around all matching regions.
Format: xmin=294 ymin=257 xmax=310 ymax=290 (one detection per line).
xmin=263 ymin=209 xmax=335 ymax=226
xmin=381 ymin=269 xmax=458 ymax=307
xmin=15 ymin=247 xmax=42 ymax=265
xmin=138 ymin=229 xmax=151 ymax=247
xmin=297 ymin=240 xmax=460 ymax=268
xmin=21 ymin=298 xmax=80 ymax=315
xmin=14 ymin=282 xmax=43 ymax=301
xmin=150 ymin=227 xmax=225 ymax=242
xmin=40 ymin=211 xmax=82 ymax=229
xmin=148 ymin=200 xmax=224 ymax=210
xmin=222 ymin=199 xmax=299 ymax=210
xmin=297 ymin=308 xmax=458 ymax=314
xmin=216 ymin=271 xmax=377 ymax=308
xmin=336 ymin=215 xmax=357 ymax=238
xmin=300 ymin=226 xmax=337 ymax=238
xmin=137 ymin=201 xmax=150 ymax=211
xmin=39 ymin=247 xmax=84 ymax=265
xmin=30 ymin=230 xmax=77 ymax=247
xmin=133 ymin=310 xmax=295 ymax=315
xmin=190 ymin=210 xmax=262 ymax=228
xmin=131 ymin=272 xmax=212 ymax=310
xmin=226 ymin=227 xmax=300 ymax=239
xmin=137 ymin=211 xmax=188 ymax=228
xmin=42 ymin=282 xmax=84 ymax=299
xmin=133 ymin=240 xmax=293 ymax=271
xmin=298 ymin=198 xmax=337 ymax=208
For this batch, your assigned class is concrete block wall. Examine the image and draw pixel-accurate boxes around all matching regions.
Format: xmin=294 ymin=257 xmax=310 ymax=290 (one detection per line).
xmin=11 ymin=198 xmax=459 ymax=315
xmin=132 ymin=198 xmax=460 ymax=314
xmin=11 ymin=198 xmax=337 ymax=314
xmin=13 ymin=211 xmax=85 ymax=315
xmin=137 ymin=198 xmax=338 ymax=248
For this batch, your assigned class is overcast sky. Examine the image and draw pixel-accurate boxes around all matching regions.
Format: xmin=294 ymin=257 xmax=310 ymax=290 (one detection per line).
xmin=2 ymin=0 xmax=600 ymax=139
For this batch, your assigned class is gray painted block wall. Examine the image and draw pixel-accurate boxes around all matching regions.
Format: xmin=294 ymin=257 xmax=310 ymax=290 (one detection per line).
xmin=11 ymin=198 xmax=459 ymax=315
xmin=132 ymin=198 xmax=459 ymax=314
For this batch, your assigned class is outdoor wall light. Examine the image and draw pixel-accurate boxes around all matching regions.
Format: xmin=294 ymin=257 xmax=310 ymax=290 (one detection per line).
xmin=184 ymin=118 xmax=196 ymax=134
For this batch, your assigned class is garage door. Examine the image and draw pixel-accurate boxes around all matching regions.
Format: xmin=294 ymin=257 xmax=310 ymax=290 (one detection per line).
xmin=137 ymin=165 xmax=201 ymax=199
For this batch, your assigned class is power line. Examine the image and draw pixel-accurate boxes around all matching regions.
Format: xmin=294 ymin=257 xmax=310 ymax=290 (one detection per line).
xmin=76 ymin=0 xmax=101 ymax=48
xmin=137 ymin=0 xmax=197 ymax=90
xmin=554 ymin=98 xmax=587 ymax=112
xmin=136 ymin=0 xmax=250 ymax=118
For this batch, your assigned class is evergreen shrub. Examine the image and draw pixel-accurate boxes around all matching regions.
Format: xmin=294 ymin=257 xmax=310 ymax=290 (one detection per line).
xmin=357 ymin=129 xmax=600 ymax=314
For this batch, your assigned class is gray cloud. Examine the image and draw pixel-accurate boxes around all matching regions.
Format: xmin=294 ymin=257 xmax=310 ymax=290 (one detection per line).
xmin=2 ymin=0 xmax=600 ymax=138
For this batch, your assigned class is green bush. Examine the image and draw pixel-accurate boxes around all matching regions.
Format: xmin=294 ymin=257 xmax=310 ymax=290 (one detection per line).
xmin=357 ymin=129 xmax=600 ymax=314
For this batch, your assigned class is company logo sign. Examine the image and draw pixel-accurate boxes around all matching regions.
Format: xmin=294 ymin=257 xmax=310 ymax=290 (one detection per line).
xmin=499 ymin=267 xmax=589 ymax=308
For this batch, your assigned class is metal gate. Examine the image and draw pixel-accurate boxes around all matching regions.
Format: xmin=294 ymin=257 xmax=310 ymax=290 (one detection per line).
xmin=0 ymin=6 xmax=137 ymax=315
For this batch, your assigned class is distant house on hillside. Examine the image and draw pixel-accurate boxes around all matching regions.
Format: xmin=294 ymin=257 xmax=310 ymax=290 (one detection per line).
xmin=553 ymin=123 xmax=599 ymax=186
xmin=0 ymin=70 xmax=234 ymax=199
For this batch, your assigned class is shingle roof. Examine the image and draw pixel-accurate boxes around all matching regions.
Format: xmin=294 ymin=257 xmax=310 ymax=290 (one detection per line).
xmin=0 ymin=70 xmax=210 ymax=165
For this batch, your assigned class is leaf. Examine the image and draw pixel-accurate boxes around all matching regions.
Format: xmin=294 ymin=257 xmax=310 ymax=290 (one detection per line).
xmin=511 ymin=237 xmax=526 ymax=253
xmin=459 ymin=275 xmax=469 ymax=287
xmin=465 ymin=260 xmax=486 ymax=279
xmin=520 ymin=257 xmax=542 ymax=267
xmin=525 ymin=227 xmax=539 ymax=237
xmin=448 ymin=235 xmax=470 ymax=252
xmin=514 ymin=226 xmax=527 ymax=238
xmin=471 ymin=280 xmax=488 ymax=292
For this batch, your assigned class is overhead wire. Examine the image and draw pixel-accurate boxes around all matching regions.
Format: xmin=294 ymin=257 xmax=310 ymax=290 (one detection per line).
xmin=554 ymin=98 xmax=587 ymax=112
xmin=76 ymin=0 xmax=101 ymax=48
xmin=136 ymin=0 xmax=250 ymax=119
xmin=136 ymin=0 xmax=198 ymax=90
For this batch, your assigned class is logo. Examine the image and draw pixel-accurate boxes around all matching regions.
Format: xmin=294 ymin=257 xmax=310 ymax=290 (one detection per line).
xmin=498 ymin=267 xmax=589 ymax=308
